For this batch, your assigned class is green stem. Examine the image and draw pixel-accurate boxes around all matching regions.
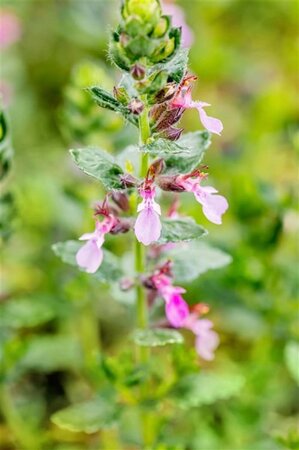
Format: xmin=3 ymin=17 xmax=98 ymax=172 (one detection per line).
xmin=135 ymin=101 xmax=153 ymax=447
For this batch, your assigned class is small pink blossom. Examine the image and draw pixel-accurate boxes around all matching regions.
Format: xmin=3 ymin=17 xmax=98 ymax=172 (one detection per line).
xmin=162 ymin=2 xmax=194 ymax=47
xmin=76 ymin=215 xmax=115 ymax=273
xmin=0 ymin=10 xmax=21 ymax=49
xmin=134 ymin=185 xmax=162 ymax=246
xmin=184 ymin=314 xmax=219 ymax=360
xmin=152 ymin=273 xmax=189 ymax=328
xmin=171 ymin=76 xmax=223 ymax=135
xmin=177 ymin=175 xmax=228 ymax=225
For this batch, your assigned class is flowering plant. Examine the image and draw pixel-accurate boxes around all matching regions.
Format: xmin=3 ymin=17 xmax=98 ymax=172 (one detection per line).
xmin=52 ymin=0 xmax=232 ymax=445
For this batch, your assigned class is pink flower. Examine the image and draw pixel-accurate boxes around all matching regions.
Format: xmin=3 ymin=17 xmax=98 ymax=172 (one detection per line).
xmin=152 ymin=273 xmax=189 ymax=328
xmin=171 ymin=76 xmax=223 ymax=135
xmin=0 ymin=10 xmax=21 ymax=49
xmin=177 ymin=175 xmax=228 ymax=225
xmin=184 ymin=315 xmax=219 ymax=360
xmin=134 ymin=185 xmax=162 ymax=246
xmin=162 ymin=2 xmax=194 ymax=47
xmin=76 ymin=215 xmax=115 ymax=273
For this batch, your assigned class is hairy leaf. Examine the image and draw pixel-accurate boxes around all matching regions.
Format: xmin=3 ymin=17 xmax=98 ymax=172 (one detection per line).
xmin=51 ymin=398 xmax=119 ymax=433
xmin=87 ymin=86 xmax=137 ymax=125
xmin=133 ymin=328 xmax=184 ymax=347
xmin=172 ymin=371 xmax=245 ymax=409
xmin=160 ymin=218 xmax=207 ymax=243
xmin=166 ymin=242 xmax=232 ymax=283
xmin=70 ymin=147 xmax=124 ymax=190
xmin=151 ymin=48 xmax=188 ymax=83
xmin=52 ymin=240 xmax=122 ymax=282
xmin=142 ymin=131 xmax=211 ymax=173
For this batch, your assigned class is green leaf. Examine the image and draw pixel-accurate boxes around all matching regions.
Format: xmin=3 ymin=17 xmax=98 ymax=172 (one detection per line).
xmin=167 ymin=242 xmax=232 ymax=283
xmin=20 ymin=336 xmax=82 ymax=372
xmin=160 ymin=218 xmax=207 ymax=244
xmin=0 ymin=297 xmax=56 ymax=329
xmin=52 ymin=240 xmax=123 ymax=283
xmin=285 ymin=341 xmax=299 ymax=385
xmin=172 ymin=371 xmax=245 ymax=409
xmin=51 ymin=398 xmax=119 ymax=433
xmin=70 ymin=147 xmax=124 ymax=190
xmin=143 ymin=131 xmax=211 ymax=174
xmin=151 ymin=48 xmax=188 ymax=83
xmin=133 ymin=328 xmax=184 ymax=347
xmin=87 ymin=86 xmax=137 ymax=125
xmin=0 ymin=109 xmax=13 ymax=181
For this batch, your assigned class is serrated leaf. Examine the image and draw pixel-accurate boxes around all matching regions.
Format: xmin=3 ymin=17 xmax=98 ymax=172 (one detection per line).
xmin=133 ymin=328 xmax=184 ymax=347
xmin=51 ymin=398 xmax=119 ymax=433
xmin=285 ymin=341 xmax=299 ymax=385
xmin=151 ymin=48 xmax=188 ymax=83
xmin=172 ymin=372 xmax=245 ymax=409
xmin=160 ymin=218 xmax=207 ymax=244
xmin=0 ymin=297 xmax=56 ymax=329
xmin=166 ymin=242 xmax=232 ymax=283
xmin=87 ymin=86 xmax=137 ymax=126
xmin=20 ymin=336 xmax=82 ymax=372
xmin=70 ymin=147 xmax=124 ymax=190
xmin=52 ymin=240 xmax=122 ymax=283
xmin=142 ymin=131 xmax=211 ymax=174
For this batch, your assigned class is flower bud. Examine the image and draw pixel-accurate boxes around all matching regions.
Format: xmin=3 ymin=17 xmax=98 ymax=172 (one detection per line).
xmin=155 ymin=82 xmax=177 ymax=104
xmin=156 ymin=175 xmax=185 ymax=192
xmin=111 ymin=192 xmax=130 ymax=212
xmin=122 ymin=0 xmax=161 ymax=29
xmin=119 ymin=173 xmax=138 ymax=188
xmin=130 ymin=63 xmax=146 ymax=80
xmin=110 ymin=217 xmax=132 ymax=234
xmin=159 ymin=126 xmax=183 ymax=141
xmin=148 ymin=158 xmax=165 ymax=178
xmin=128 ymin=98 xmax=144 ymax=115
xmin=154 ymin=107 xmax=184 ymax=131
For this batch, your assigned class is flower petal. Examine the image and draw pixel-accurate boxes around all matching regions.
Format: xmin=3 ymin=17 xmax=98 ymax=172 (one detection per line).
xmin=196 ymin=103 xmax=223 ymax=135
xmin=165 ymin=294 xmax=189 ymax=328
xmin=195 ymin=329 xmax=219 ymax=361
xmin=134 ymin=208 xmax=162 ymax=246
xmin=76 ymin=240 xmax=103 ymax=273
xmin=201 ymin=194 xmax=228 ymax=225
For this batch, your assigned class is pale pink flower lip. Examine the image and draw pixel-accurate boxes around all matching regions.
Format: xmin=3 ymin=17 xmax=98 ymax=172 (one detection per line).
xmin=184 ymin=315 xmax=219 ymax=360
xmin=178 ymin=176 xmax=228 ymax=225
xmin=171 ymin=80 xmax=223 ymax=135
xmin=134 ymin=186 xmax=162 ymax=246
xmin=76 ymin=215 xmax=115 ymax=274
xmin=0 ymin=10 xmax=21 ymax=49
xmin=152 ymin=272 xmax=190 ymax=328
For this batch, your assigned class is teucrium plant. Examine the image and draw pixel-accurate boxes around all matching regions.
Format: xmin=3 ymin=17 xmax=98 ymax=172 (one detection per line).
xmin=53 ymin=0 xmax=231 ymax=443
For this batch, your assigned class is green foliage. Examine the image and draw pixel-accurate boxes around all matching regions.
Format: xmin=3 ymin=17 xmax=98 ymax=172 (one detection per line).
xmin=143 ymin=131 xmax=211 ymax=173
xmin=167 ymin=242 xmax=232 ymax=283
xmin=51 ymin=398 xmax=119 ymax=433
xmin=284 ymin=341 xmax=299 ymax=385
xmin=160 ymin=218 xmax=207 ymax=243
xmin=133 ymin=328 xmax=184 ymax=347
xmin=52 ymin=240 xmax=123 ymax=282
xmin=0 ymin=109 xmax=13 ymax=180
xmin=0 ymin=297 xmax=56 ymax=329
xmin=172 ymin=371 xmax=245 ymax=408
xmin=20 ymin=335 xmax=83 ymax=373
xmin=87 ymin=86 xmax=138 ymax=126
xmin=70 ymin=148 xmax=125 ymax=190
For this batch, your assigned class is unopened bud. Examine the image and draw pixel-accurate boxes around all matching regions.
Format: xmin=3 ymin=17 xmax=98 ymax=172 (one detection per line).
xmin=155 ymin=107 xmax=184 ymax=131
xmin=148 ymin=158 xmax=165 ymax=178
xmin=128 ymin=98 xmax=144 ymax=115
xmin=110 ymin=218 xmax=132 ymax=235
xmin=111 ymin=192 xmax=130 ymax=212
xmin=130 ymin=63 xmax=146 ymax=80
xmin=119 ymin=173 xmax=138 ymax=188
xmin=159 ymin=126 xmax=183 ymax=141
xmin=156 ymin=175 xmax=185 ymax=192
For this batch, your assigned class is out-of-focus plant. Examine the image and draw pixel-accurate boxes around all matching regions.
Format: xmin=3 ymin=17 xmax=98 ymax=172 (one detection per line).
xmin=51 ymin=0 xmax=234 ymax=447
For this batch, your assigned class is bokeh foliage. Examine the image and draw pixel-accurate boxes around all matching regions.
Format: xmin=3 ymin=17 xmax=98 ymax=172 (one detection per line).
xmin=0 ymin=0 xmax=298 ymax=449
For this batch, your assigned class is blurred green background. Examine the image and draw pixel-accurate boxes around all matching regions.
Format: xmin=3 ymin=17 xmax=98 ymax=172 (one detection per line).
xmin=0 ymin=1 xmax=298 ymax=449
